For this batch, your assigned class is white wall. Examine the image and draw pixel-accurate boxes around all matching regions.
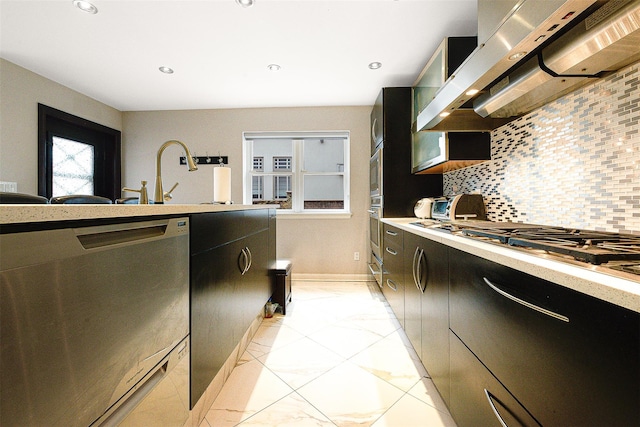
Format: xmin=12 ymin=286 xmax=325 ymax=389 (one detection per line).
xmin=0 ymin=59 xmax=122 ymax=193
xmin=0 ymin=59 xmax=373 ymax=276
xmin=122 ymin=107 xmax=371 ymax=276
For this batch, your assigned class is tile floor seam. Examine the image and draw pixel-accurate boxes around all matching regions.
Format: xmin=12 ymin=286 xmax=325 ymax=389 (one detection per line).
xmin=202 ymin=281 xmax=457 ymax=427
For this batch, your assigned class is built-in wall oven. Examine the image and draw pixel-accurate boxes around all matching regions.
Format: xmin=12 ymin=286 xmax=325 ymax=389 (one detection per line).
xmin=368 ymin=195 xmax=383 ymax=287
xmin=370 ymin=146 xmax=382 ymax=198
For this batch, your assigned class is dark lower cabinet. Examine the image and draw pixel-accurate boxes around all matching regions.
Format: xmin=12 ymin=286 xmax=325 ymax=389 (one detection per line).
xmin=450 ymin=331 xmax=540 ymax=427
xmin=403 ymin=232 xmax=422 ymax=355
xmin=189 ymin=209 xmax=274 ymax=408
xmin=412 ymin=234 xmax=450 ymax=406
xmin=449 ymin=248 xmax=640 ymax=427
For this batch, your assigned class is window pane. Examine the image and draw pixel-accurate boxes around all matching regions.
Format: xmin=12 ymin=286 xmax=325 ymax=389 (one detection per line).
xmin=304 ymin=175 xmax=344 ymax=209
xmin=52 ymin=136 xmax=94 ymax=197
xmin=303 ymin=138 xmax=344 ymax=172
xmin=273 ymin=176 xmax=291 ymax=199
xmin=253 ymin=140 xmax=293 ymax=172
xmin=252 ymin=176 xmax=263 ymax=200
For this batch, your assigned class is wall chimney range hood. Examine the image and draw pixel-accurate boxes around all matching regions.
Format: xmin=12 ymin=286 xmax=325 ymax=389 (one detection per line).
xmin=417 ymin=0 xmax=640 ymax=131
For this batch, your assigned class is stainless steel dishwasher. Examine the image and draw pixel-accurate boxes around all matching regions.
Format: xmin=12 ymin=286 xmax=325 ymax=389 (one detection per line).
xmin=1 ymin=217 xmax=190 ymax=427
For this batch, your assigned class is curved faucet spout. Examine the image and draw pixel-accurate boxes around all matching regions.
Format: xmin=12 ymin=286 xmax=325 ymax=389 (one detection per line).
xmin=154 ymin=140 xmax=198 ymax=204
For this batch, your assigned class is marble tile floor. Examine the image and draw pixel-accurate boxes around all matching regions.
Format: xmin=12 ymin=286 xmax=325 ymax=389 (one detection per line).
xmin=199 ymin=280 xmax=457 ymax=427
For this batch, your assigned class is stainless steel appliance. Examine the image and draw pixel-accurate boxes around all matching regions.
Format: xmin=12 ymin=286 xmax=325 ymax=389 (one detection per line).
xmin=431 ymin=194 xmax=487 ymax=221
xmin=420 ymin=220 xmax=640 ymax=281
xmin=1 ymin=218 xmax=190 ymax=427
xmin=369 ymin=196 xmax=383 ymax=275
xmin=370 ymin=146 xmax=382 ymax=198
xmin=368 ymin=250 xmax=383 ymax=288
xmin=417 ymin=0 xmax=640 ymax=131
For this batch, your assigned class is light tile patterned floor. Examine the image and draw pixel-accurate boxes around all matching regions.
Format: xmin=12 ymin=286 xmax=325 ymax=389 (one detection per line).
xmin=199 ymin=281 xmax=457 ymax=427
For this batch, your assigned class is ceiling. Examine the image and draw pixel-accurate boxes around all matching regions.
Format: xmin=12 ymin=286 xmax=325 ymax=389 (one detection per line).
xmin=0 ymin=0 xmax=478 ymax=112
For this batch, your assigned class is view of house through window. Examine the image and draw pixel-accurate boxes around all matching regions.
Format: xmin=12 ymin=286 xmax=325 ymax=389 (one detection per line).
xmin=243 ymin=132 xmax=350 ymax=213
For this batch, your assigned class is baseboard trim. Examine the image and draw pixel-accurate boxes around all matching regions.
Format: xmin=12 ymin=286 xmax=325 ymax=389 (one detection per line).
xmin=291 ymin=273 xmax=375 ymax=282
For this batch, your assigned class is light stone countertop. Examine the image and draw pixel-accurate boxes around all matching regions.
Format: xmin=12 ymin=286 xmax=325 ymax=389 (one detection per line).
xmin=0 ymin=203 xmax=277 ymax=225
xmin=383 ymin=218 xmax=640 ymax=314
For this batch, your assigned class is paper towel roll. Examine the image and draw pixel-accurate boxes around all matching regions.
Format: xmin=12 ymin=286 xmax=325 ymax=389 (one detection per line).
xmin=213 ymin=166 xmax=231 ymax=202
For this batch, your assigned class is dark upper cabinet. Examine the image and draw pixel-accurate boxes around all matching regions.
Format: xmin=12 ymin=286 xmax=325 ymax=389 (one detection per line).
xmin=371 ymin=88 xmax=442 ymax=217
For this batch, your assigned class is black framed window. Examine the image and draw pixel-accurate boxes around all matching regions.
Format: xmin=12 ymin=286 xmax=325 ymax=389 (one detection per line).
xmin=38 ymin=104 xmax=121 ymax=200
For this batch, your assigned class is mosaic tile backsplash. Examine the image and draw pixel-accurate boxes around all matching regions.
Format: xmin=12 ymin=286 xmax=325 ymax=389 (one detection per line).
xmin=444 ymin=62 xmax=640 ymax=234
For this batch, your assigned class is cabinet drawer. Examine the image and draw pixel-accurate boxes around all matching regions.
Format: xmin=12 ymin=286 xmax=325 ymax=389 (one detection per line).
xmin=450 ymin=332 xmax=540 ymax=427
xmin=190 ymin=209 xmax=269 ymax=255
xmin=383 ymin=224 xmax=403 ymax=247
xmin=382 ymin=241 xmax=402 ymax=272
xmin=449 ymin=248 xmax=640 ymax=426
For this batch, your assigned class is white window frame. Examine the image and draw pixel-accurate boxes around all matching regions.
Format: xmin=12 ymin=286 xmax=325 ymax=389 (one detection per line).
xmin=242 ymin=131 xmax=351 ymax=218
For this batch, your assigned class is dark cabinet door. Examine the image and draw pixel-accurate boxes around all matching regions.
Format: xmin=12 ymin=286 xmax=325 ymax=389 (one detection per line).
xmin=189 ymin=209 xmax=273 ymax=409
xmin=403 ymin=233 xmax=422 ymax=355
xmin=450 ymin=332 xmax=541 ymax=427
xmin=449 ymin=248 xmax=640 ymax=426
xmin=414 ymin=235 xmax=450 ymax=406
xmin=372 ymin=87 xmax=443 ymax=218
xmin=190 ymin=239 xmax=244 ymax=407
xmin=240 ymin=229 xmax=271 ymax=331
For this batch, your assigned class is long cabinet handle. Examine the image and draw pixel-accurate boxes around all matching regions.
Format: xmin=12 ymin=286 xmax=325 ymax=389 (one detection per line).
xmin=385 ymin=229 xmax=398 ymax=236
xmin=483 ymin=277 xmax=569 ymax=323
xmin=412 ymin=247 xmax=420 ymax=289
xmin=239 ymin=248 xmax=247 ymax=275
xmin=417 ymin=249 xmax=427 ymax=293
xmin=245 ymin=247 xmax=252 ymax=274
xmin=385 ymin=247 xmax=398 ymax=256
xmin=239 ymin=247 xmax=252 ymax=275
xmin=386 ymin=279 xmax=398 ymax=291
xmin=484 ymin=389 xmax=509 ymax=427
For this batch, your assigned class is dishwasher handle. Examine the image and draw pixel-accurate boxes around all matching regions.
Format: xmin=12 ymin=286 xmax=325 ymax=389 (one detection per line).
xmin=75 ymin=218 xmax=188 ymax=250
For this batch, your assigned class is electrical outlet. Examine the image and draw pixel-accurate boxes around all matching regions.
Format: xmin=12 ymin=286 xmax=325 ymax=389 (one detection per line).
xmin=0 ymin=181 xmax=17 ymax=192
xmin=354 ymin=252 xmax=360 ymax=261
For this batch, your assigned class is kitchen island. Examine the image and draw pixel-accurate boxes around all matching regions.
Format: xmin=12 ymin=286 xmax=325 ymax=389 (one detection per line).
xmin=382 ymin=217 xmax=640 ymax=427
xmin=0 ymin=203 xmax=273 ymax=226
xmin=1 ymin=203 xmax=277 ymax=427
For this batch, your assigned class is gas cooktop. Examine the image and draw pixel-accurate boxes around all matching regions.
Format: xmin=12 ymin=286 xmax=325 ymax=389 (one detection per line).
xmin=411 ymin=220 xmax=640 ymax=278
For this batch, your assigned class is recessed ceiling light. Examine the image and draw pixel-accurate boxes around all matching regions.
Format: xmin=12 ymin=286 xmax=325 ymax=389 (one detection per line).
xmin=368 ymin=62 xmax=382 ymax=70
xmin=73 ymin=0 xmax=98 ymax=14
xmin=159 ymin=66 xmax=174 ymax=74
xmin=439 ymin=111 xmax=451 ymax=118
xmin=508 ymin=51 xmax=527 ymax=61
xmin=236 ymin=0 xmax=254 ymax=7
xmin=466 ymin=89 xmax=479 ymax=96
xmin=267 ymin=64 xmax=281 ymax=71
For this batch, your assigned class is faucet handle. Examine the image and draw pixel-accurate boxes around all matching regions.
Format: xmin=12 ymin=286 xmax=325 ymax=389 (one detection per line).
xmin=164 ymin=182 xmax=179 ymax=202
xmin=122 ymin=180 xmax=149 ymax=204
